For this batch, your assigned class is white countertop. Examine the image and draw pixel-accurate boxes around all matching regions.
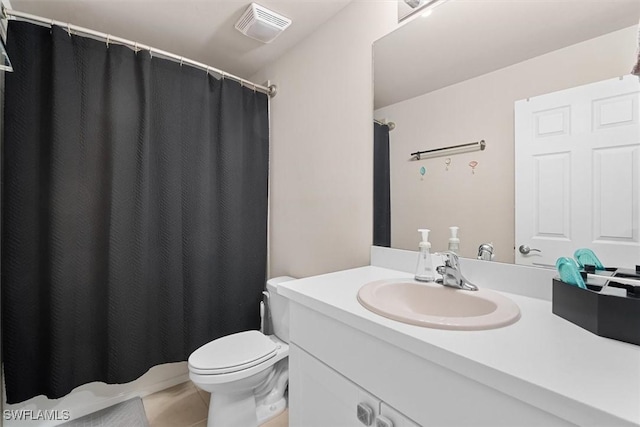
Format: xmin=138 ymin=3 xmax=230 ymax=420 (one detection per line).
xmin=279 ymin=265 xmax=640 ymax=426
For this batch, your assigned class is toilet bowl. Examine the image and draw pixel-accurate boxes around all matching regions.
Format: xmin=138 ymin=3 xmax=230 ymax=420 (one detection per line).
xmin=188 ymin=276 xmax=295 ymax=427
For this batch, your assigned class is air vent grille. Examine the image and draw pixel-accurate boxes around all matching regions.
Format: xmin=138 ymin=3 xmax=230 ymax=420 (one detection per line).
xmin=255 ymin=8 xmax=290 ymax=29
xmin=236 ymin=12 xmax=254 ymax=31
xmin=235 ymin=3 xmax=292 ymax=43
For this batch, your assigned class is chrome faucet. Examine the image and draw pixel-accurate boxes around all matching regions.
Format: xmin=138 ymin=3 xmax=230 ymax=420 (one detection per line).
xmin=477 ymin=243 xmax=494 ymax=261
xmin=436 ymin=251 xmax=478 ymax=291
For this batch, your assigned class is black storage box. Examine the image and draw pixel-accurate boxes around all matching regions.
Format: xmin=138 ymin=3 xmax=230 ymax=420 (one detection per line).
xmin=552 ymin=277 xmax=640 ymax=346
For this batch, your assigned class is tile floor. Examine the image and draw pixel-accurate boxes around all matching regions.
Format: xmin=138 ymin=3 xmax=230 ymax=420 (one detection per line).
xmin=143 ymin=381 xmax=288 ymax=427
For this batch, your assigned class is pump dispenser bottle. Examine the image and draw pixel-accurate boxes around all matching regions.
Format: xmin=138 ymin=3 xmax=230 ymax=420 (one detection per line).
xmin=415 ymin=229 xmax=435 ymax=282
xmin=448 ymin=226 xmax=460 ymax=254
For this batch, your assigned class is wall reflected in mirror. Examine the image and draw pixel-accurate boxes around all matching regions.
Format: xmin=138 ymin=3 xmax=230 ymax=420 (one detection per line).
xmin=374 ymin=0 xmax=640 ymax=267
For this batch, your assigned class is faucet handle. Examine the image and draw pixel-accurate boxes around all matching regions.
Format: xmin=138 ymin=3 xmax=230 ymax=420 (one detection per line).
xmin=438 ymin=251 xmax=460 ymax=268
xmin=435 ymin=251 xmax=479 ymax=291
xmin=478 ymin=243 xmax=494 ymax=261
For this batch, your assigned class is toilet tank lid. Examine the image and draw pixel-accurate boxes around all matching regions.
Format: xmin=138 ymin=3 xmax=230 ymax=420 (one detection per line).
xmin=266 ymin=276 xmax=296 ymax=292
xmin=188 ymin=330 xmax=277 ymax=372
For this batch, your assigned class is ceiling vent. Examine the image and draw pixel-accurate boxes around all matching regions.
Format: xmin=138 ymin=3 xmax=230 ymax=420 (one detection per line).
xmin=235 ymin=3 xmax=292 ymax=44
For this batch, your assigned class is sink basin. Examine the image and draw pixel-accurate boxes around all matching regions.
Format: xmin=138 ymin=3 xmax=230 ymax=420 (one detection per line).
xmin=357 ymin=279 xmax=520 ymax=330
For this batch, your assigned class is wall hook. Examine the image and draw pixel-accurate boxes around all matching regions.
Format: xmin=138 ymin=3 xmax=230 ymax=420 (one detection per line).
xmin=469 ymin=160 xmax=478 ymax=174
xmin=445 ymin=158 xmax=451 ymax=171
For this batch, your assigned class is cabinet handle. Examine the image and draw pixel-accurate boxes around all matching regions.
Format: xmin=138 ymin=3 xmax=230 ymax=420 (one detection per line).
xmin=357 ymin=403 xmax=374 ymax=426
xmin=375 ymin=415 xmax=394 ymax=427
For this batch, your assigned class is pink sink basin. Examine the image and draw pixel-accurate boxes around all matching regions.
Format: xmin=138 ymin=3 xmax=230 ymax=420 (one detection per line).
xmin=357 ymin=279 xmax=521 ymax=330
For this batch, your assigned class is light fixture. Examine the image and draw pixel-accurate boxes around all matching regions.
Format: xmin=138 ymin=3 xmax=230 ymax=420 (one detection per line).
xmin=404 ymin=0 xmax=422 ymax=8
xmin=400 ymin=0 xmax=449 ymax=23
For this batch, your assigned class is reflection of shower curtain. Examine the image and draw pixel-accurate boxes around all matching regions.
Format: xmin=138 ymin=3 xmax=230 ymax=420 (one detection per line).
xmin=2 ymin=21 xmax=269 ymax=403
xmin=373 ymin=122 xmax=391 ymax=247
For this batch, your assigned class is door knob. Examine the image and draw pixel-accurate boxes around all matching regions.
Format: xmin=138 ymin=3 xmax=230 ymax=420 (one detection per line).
xmin=519 ymin=245 xmax=541 ymax=255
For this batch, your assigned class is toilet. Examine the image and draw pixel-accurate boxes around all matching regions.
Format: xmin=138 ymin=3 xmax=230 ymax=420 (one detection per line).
xmin=188 ymin=276 xmax=295 ymax=427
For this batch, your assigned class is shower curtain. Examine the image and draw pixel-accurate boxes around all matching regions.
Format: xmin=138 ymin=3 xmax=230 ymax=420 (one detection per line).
xmin=2 ymin=21 xmax=269 ymax=403
xmin=373 ymin=122 xmax=390 ymax=247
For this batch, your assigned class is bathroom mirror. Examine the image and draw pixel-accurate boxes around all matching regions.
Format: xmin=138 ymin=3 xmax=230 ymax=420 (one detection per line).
xmin=373 ymin=0 xmax=640 ymax=267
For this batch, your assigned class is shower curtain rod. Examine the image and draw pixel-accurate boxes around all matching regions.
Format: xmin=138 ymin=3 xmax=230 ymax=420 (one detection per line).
xmin=374 ymin=119 xmax=395 ymax=130
xmin=1 ymin=7 xmax=277 ymax=97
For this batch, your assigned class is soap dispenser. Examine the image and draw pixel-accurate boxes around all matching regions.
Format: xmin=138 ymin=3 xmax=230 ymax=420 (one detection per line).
xmin=448 ymin=226 xmax=460 ymax=254
xmin=415 ymin=229 xmax=435 ymax=282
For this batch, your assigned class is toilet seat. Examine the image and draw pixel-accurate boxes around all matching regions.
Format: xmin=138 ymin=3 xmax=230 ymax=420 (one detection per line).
xmin=189 ymin=330 xmax=278 ymax=375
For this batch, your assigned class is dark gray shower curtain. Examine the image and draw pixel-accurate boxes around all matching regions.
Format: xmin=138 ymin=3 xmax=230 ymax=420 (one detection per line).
xmin=2 ymin=21 xmax=269 ymax=404
xmin=373 ymin=122 xmax=390 ymax=247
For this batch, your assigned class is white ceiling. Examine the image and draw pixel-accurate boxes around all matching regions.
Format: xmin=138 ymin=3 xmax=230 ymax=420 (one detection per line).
xmin=8 ymin=0 xmax=353 ymax=79
xmin=375 ymin=0 xmax=640 ymax=109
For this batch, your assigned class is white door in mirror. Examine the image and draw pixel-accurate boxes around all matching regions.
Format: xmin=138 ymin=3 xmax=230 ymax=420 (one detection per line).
xmin=515 ymin=75 xmax=640 ymax=267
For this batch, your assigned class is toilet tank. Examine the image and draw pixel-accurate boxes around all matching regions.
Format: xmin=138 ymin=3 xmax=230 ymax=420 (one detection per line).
xmin=266 ymin=276 xmax=296 ymax=343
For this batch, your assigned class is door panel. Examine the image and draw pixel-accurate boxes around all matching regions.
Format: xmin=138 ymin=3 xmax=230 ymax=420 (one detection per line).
xmin=593 ymin=146 xmax=638 ymax=242
xmin=593 ymin=92 xmax=637 ymax=130
xmin=534 ymin=152 xmax=571 ymax=238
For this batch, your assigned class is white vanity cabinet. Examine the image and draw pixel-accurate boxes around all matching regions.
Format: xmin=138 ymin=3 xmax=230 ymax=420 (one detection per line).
xmin=290 ymin=343 xmax=419 ymax=427
xmin=287 ymin=302 xmax=577 ymax=427
xmin=280 ymin=266 xmax=640 ymax=427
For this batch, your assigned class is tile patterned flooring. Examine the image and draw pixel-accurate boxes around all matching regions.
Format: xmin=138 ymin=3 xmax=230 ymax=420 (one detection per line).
xmin=142 ymin=381 xmax=288 ymax=427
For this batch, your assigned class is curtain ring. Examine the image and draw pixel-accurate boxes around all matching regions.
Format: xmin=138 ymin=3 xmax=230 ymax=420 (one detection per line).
xmin=50 ymin=19 xmax=54 ymax=34
xmin=221 ymin=71 xmax=226 ymax=80
xmin=205 ymin=66 xmax=210 ymax=75
xmin=105 ymin=34 xmax=110 ymax=48
xmin=149 ymin=49 xmax=153 ymax=59
xmin=67 ymin=22 xmax=72 ymax=37
xmin=134 ymin=42 xmax=139 ymax=54
xmin=179 ymin=57 xmax=183 ymax=67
